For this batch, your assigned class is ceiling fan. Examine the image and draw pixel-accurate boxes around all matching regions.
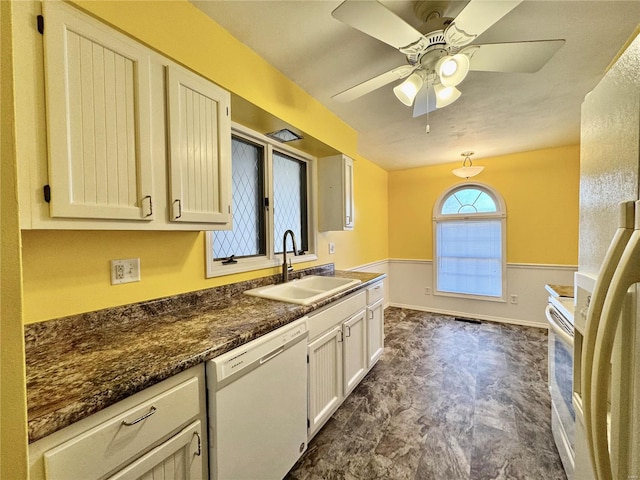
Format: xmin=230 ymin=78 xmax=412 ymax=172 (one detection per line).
xmin=331 ymin=0 xmax=565 ymax=118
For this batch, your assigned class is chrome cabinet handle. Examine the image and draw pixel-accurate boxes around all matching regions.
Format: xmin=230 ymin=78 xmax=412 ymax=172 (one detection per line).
xmin=193 ymin=431 xmax=202 ymax=456
xmin=142 ymin=195 xmax=153 ymax=218
xmin=173 ymin=199 xmax=182 ymax=219
xmin=345 ymin=325 xmax=351 ymax=337
xmin=122 ymin=406 xmax=157 ymax=426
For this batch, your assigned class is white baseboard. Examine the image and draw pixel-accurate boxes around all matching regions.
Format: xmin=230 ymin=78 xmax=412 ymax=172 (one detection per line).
xmin=388 ymin=302 xmax=549 ymax=329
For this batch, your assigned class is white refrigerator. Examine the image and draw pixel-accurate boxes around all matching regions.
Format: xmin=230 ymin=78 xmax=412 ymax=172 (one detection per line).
xmin=573 ymin=32 xmax=640 ymax=480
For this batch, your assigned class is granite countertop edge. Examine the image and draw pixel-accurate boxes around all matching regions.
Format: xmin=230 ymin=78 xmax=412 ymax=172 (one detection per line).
xmin=26 ymin=269 xmax=386 ymax=443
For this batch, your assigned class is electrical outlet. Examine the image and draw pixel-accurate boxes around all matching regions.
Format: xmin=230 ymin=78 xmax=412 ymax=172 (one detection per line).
xmin=328 ymin=242 xmax=335 ymax=254
xmin=111 ymin=258 xmax=141 ymax=285
xmin=114 ymin=264 xmax=125 ymax=280
xmin=425 ymin=287 xmax=431 ymax=295
xmin=510 ymin=294 xmax=518 ymax=304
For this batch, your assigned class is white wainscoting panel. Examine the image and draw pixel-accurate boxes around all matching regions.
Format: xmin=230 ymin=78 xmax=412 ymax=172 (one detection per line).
xmin=348 ymin=260 xmax=390 ymax=308
xmin=388 ymin=259 xmax=576 ymax=328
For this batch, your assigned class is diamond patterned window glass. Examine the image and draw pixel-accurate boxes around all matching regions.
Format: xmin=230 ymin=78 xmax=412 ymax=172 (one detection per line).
xmin=273 ymin=151 xmax=308 ymax=254
xmin=213 ymin=137 xmax=265 ymax=259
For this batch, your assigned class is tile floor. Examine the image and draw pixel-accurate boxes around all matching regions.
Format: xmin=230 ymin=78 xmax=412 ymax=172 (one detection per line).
xmin=286 ymin=307 xmax=567 ymax=480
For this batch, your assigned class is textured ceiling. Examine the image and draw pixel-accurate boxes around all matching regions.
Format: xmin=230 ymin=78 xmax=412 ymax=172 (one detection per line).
xmin=192 ymin=0 xmax=640 ymax=170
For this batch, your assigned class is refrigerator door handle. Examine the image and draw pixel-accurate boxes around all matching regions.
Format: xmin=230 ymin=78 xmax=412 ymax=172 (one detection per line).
xmin=582 ymin=201 xmax=635 ymax=477
xmin=590 ymin=206 xmax=640 ymax=480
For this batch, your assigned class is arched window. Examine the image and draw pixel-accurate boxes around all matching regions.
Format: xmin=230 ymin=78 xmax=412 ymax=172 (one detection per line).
xmin=433 ymin=183 xmax=506 ymax=301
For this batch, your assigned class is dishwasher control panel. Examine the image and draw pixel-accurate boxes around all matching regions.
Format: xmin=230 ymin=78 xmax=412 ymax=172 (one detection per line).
xmin=211 ymin=317 xmax=308 ymax=383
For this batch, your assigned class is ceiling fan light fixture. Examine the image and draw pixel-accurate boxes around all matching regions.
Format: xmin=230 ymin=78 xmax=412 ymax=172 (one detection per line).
xmin=452 ymin=151 xmax=484 ymax=179
xmin=393 ymin=72 xmax=424 ymax=106
xmin=436 ymin=54 xmax=470 ymax=87
xmin=434 ymin=84 xmax=461 ymax=108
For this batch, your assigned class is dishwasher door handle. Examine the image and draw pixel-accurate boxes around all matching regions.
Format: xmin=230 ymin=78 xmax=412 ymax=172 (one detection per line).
xmin=260 ymin=346 xmax=285 ymax=365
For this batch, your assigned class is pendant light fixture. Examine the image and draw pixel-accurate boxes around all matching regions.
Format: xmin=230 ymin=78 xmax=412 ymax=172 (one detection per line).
xmin=452 ymin=151 xmax=484 ymax=179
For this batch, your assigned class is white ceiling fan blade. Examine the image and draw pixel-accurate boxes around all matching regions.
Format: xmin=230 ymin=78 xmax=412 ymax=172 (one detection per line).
xmin=462 ymin=40 xmax=565 ymax=73
xmin=333 ymin=65 xmax=416 ymax=102
xmin=331 ymin=0 xmax=423 ymax=50
xmin=412 ymin=85 xmax=437 ymax=118
xmin=444 ymin=0 xmax=523 ymax=47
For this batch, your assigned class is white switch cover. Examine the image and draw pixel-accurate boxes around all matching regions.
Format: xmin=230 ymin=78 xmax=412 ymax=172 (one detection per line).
xmin=111 ymin=258 xmax=141 ymax=285
xmin=328 ymin=242 xmax=335 ymax=254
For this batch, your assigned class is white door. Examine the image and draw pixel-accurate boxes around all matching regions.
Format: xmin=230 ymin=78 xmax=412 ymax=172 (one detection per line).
xmin=343 ymin=309 xmax=367 ymax=395
xmin=367 ymin=298 xmax=384 ymax=368
xmin=166 ymin=65 xmax=231 ymax=224
xmin=107 ymin=421 xmax=205 ymax=480
xmin=307 ymin=325 xmax=343 ymax=437
xmin=43 ymin=2 xmax=154 ymax=221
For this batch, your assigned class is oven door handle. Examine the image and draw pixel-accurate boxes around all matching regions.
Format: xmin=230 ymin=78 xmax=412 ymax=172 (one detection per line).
xmin=545 ymin=305 xmax=573 ymax=347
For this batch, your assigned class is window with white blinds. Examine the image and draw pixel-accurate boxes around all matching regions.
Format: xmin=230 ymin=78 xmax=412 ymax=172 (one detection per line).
xmin=434 ymin=184 xmax=506 ymax=301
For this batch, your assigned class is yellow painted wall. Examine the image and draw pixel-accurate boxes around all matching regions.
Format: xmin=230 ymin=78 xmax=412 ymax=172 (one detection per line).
xmin=18 ymin=0 xmax=389 ymax=324
xmin=1 ymin=1 xmax=30 ymax=478
xmin=389 ymin=145 xmax=580 ymax=265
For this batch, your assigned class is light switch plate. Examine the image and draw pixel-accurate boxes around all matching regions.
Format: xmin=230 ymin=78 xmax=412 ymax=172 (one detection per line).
xmin=328 ymin=242 xmax=335 ymax=254
xmin=111 ymin=258 xmax=141 ymax=285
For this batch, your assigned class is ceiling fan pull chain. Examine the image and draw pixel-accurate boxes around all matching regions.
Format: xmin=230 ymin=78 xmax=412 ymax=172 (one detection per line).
xmin=426 ymin=77 xmax=430 ymax=134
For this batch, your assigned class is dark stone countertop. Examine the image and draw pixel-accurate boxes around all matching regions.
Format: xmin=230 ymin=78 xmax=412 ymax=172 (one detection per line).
xmin=24 ymin=267 xmax=385 ymax=443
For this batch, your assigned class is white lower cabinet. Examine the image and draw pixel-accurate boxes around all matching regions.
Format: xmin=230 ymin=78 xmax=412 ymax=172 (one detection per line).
xmin=343 ymin=310 xmax=368 ymax=395
xmin=107 ymin=421 xmax=204 ymax=480
xmin=29 ymin=365 xmax=208 ymax=480
xmin=366 ymin=281 xmax=385 ymax=368
xmin=307 ymin=324 xmax=344 ymax=436
xmin=307 ymin=283 xmax=385 ymax=440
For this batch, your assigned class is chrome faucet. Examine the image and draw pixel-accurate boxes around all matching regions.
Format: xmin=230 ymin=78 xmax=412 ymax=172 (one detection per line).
xmin=282 ymin=229 xmax=298 ymax=283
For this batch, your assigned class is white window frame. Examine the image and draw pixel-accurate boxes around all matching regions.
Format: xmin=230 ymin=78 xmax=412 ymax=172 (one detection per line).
xmin=206 ymin=123 xmax=317 ymax=278
xmin=432 ymin=182 xmax=507 ymax=302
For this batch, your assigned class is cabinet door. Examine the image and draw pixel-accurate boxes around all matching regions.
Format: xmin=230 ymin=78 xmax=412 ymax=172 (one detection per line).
xmin=166 ymin=65 xmax=231 ymax=224
xmin=367 ymin=299 xmax=384 ymax=368
xmin=43 ymin=2 xmax=153 ymax=221
xmin=343 ymin=309 xmax=367 ymax=396
xmin=318 ymin=154 xmax=354 ymax=231
xmin=343 ymin=156 xmax=354 ymax=229
xmin=107 ymin=421 xmax=205 ymax=480
xmin=308 ymin=325 xmax=343 ymax=437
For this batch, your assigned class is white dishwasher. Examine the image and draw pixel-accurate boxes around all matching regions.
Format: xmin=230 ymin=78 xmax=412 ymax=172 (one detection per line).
xmin=207 ymin=316 xmax=308 ymax=480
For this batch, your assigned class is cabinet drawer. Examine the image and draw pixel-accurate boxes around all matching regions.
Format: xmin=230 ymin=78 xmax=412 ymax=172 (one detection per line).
xmin=44 ymin=376 xmax=200 ymax=480
xmin=367 ymin=281 xmax=384 ymax=305
xmin=308 ymin=291 xmax=366 ymax=340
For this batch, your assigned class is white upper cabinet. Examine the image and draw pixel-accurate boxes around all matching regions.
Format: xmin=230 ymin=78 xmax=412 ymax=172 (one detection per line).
xmin=318 ymin=154 xmax=354 ymax=231
xmin=20 ymin=1 xmax=232 ymax=230
xmin=43 ymin=1 xmax=153 ymax=221
xmin=166 ymin=65 xmax=231 ymax=224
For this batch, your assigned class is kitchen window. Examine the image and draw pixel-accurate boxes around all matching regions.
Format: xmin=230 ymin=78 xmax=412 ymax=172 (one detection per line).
xmin=206 ymin=124 xmax=316 ymax=277
xmin=433 ymin=183 xmax=506 ymax=301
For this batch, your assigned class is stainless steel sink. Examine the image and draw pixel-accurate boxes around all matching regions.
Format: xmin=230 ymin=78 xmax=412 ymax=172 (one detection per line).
xmin=243 ymin=275 xmax=361 ymax=305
